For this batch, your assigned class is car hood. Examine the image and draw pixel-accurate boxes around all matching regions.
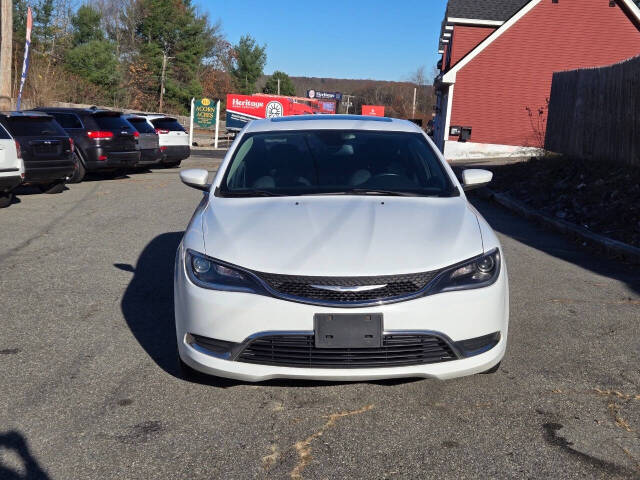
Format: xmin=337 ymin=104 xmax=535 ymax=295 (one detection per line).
xmin=201 ymin=196 xmax=483 ymax=276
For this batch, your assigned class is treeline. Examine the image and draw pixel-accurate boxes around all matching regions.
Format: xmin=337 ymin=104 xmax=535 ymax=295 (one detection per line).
xmin=10 ymin=0 xmax=229 ymax=115
xmin=9 ymin=0 xmax=434 ymax=120
xmin=276 ymin=72 xmax=436 ymax=121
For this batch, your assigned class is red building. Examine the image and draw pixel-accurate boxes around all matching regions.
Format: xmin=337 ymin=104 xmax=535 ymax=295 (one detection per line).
xmin=433 ymin=0 xmax=640 ymax=159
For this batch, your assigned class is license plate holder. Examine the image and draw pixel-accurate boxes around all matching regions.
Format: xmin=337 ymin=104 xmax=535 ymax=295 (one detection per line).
xmin=314 ymin=314 xmax=383 ymax=349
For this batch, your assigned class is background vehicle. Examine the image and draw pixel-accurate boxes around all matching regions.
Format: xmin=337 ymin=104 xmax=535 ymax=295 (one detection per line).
xmin=133 ymin=115 xmax=190 ymax=168
xmin=35 ymin=107 xmax=140 ymax=182
xmin=0 ymin=122 xmax=24 ymax=207
xmin=124 ymin=115 xmax=162 ymax=168
xmin=226 ymin=93 xmax=336 ymax=131
xmin=0 ymin=112 xmax=74 ymax=194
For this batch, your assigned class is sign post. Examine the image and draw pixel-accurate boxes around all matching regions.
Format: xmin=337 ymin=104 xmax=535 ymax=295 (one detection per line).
xmin=193 ymin=98 xmax=218 ymax=147
xmin=214 ymin=100 xmax=220 ymax=149
xmin=189 ymin=97 xmax=195 ymax=147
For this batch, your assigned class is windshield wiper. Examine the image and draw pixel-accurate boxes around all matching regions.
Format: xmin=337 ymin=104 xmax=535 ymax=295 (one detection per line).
xmin=303 ymin=189 xmax=425 ymax=197
xmin=219 ymin=190 xmax=284 ymax=197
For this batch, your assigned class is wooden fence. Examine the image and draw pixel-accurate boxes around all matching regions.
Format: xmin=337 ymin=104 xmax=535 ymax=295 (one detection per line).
xmin=545 ymin=55 xmax=640 ymax=166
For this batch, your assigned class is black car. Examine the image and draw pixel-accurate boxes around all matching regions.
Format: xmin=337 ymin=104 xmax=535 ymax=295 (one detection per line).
xmin=123 ymin=115 xmax=163 ymax=168
xmin=0 ymin=112 xmax=75 ymax=194
xmin=34 ymin=107 xmax=141 ymax=183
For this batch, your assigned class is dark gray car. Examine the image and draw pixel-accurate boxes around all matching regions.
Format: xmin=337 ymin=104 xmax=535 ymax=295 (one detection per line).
xmin=124 ymin=115 xmax=162 ymax=168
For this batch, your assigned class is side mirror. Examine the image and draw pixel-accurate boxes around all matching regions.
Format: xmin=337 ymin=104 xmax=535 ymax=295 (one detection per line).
xmin=461 ymin=169 xmax=493 ymax=191
xmin=180 ymin=168 xmax=210 ymax=191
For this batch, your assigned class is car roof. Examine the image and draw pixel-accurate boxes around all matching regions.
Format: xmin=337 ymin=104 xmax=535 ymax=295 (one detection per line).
xmin=0 ymin=111 xmax=53 ymax=119
xmin=133 ymin=114 xmax=175 ymax=120
xmin=244 ymin=115 xmax=423 ymax=133
xmin=35 ymin=107 xmax=121 ymax=115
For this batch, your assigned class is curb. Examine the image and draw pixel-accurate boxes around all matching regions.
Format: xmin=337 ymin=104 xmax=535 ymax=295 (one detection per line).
xmin=477 ymin=188 xmax=640 ymax=265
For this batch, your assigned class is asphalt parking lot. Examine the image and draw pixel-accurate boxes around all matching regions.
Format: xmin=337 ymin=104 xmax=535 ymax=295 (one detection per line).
xmin=1 ymin=152 xmax=639 ymax=479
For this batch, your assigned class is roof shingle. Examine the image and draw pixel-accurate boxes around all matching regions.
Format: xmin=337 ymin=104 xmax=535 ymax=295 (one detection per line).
xmin=446 ymin=0 xmax=531 ymax=21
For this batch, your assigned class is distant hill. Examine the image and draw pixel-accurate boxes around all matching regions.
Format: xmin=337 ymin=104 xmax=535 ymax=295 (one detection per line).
xmin=258 ymin=75 xmax=435 ymax=121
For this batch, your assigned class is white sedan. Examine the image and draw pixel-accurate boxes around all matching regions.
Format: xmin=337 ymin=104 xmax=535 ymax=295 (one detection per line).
xmin=175 ymin=115 xmax=508 ymax=382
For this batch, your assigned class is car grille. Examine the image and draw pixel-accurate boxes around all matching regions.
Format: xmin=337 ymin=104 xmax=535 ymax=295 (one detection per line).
xmin=236 ymin=334 xmax=458 ymax=368
xmin=254 ymin=271 xmax=439 ymax=305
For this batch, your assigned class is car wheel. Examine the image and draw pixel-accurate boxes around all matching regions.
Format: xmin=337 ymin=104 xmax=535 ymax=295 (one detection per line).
xmin=164 ymin=161 xmax=181 ymax=168
xmin=39 ymin=181 xmax=66 ymax=194
xmin=0 ymin=192 xmax=13 ymax=208
xmin=480 ymin=361 xmax=501 ymax=374
xmin=68 ymin=153 xmax=86 ymax=184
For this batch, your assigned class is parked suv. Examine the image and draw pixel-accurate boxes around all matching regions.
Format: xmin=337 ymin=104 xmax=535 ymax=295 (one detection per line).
xmin=0 ymin=121 xmax=24 ymax=208
xmin=123 ymin=115 xmax=162 ymax=168
xmin=34 ymin=107 xmax=140 ymax=182
xmin=0 ymin=112 xmax=74 ymax=194
xmin=133 ymin=114 xmax=190 ymax=168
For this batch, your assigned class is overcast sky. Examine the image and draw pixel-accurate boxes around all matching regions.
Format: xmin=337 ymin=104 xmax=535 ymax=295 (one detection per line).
xmin=198 ymin=0 xmax=447 ymax=81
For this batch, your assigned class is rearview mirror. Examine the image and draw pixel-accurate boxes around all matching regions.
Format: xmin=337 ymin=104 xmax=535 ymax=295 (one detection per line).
xmin=180 ymin=169 xmax=210 ymax=191
xmin=461 ymin=169 xmax=493 ymax=191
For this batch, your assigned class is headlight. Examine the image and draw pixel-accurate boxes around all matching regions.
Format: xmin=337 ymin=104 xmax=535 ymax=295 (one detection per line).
xmin=186 ymin=250 xmax=264 ymax=293
xmin=429 ymin=249 xmax=501 ymax=294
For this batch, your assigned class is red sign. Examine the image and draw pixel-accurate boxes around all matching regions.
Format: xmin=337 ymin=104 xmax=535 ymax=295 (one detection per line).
xmin=362 ymin=105 xmax=385 ymax=117
xmin=226 ymin=94 xmax=336 ymax=131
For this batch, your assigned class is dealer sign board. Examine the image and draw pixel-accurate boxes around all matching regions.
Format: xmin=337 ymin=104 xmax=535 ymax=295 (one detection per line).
xmin=307 ymin=90 xmax=343 ymax=101
xmin=194 ymin=98 xmax=217 ymax=128
xmin=362 ymin=105 xmax=385 ymax=117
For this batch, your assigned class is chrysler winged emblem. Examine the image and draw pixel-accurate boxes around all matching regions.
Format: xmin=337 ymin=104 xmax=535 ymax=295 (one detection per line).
xmin=310 ymin=284 xmax=388 ymax=293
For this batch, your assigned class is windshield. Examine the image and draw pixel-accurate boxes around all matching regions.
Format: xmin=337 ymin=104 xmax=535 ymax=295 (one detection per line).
xmin=219 ymin=130 xmax=455 ymax=197
xmin=94 ymin=114 xmax=133 ymax=131
xmin=127 ymin=117 xmax=156 ymax=134
xmin=151 ymin=118 xmax=185 ymax=132
xmin=6 ymin=117 xmax=67 ymax=137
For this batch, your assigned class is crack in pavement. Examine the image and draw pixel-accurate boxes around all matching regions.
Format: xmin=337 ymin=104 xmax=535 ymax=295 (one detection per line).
xmin=0 ymin=182 xmax=101 ymax=263
xmin=289 ymin=404 xmax=374 ymax=480
xmin=542 ymin=423 xmax=635 ymax=477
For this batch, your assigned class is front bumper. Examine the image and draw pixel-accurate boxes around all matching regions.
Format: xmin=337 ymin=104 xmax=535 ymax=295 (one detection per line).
xmin=175 ymin=248 xmax=509 ymax=382
xmin=84 ymin=148 xmax=140 ymax=170
xmin=136 ymin=148 xmax=163 ymax=166
xmin=161 ymin=145 xmax=190 ymax=163
xmin=0 ymin=172 xmax=22 ymax=192
xmin=23 ymin=159 xmax=75 ymax=185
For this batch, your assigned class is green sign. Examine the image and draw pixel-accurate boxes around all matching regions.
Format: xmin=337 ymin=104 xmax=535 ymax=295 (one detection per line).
xmin=194 ymin=98 xmax=217 ymax=128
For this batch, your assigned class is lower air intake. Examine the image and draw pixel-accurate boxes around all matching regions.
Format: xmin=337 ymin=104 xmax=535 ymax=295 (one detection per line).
xmin=237 ymin=334 xmax=458 ymax=368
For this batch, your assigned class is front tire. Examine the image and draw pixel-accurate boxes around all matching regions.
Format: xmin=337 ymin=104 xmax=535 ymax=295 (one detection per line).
xmin=0 ymin=192 xmax=13 ymax=208
xmin=68 ymin=153 xmax=86 ymax=184
xmin=39 ymin=181 xmax=65 ymax=194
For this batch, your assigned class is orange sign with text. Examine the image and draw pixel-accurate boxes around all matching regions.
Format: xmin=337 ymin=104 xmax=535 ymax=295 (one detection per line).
xmin=362 ymin=105 xmax=385 ymax=117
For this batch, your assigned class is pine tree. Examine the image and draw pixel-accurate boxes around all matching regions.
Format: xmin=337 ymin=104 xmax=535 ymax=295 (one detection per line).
xmin=263 ymin=71 xmax=296 ymax=96
xmin=229 ymin=35 xmax=267 ymax=95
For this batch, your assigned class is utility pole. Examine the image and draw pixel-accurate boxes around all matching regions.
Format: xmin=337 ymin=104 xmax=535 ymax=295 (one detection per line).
xmin=412 ymin=87 xmax=417 ymax=118
xmin=277 ymin=78 xmax=280 ymax=96
xmin=0 ymin=0 xmax=13 ymax=110
xmin=343 ymin=94 xmax=354 ymax=114
xmin=159 ymin=52 xmax=173 ymax=112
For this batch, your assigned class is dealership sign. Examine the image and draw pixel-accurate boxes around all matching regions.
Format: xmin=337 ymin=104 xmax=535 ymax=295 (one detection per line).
xmin=362 ymin=105 xmax=385 ymax=117
xmin=193 ymin=98 xmax=217 ymax=128
xmin=189 ymin=97 xmax=221 ymax=148
xmin=307 ymin=90 xmax=343 ymax=101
